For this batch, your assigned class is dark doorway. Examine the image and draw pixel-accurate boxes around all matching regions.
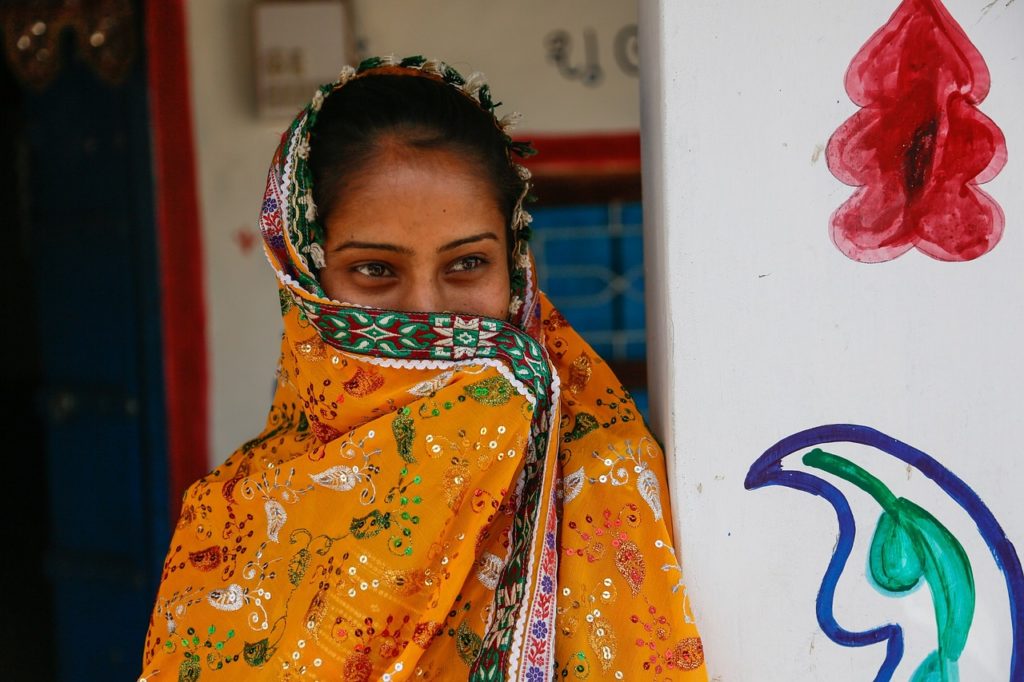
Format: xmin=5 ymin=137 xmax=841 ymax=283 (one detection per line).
xmin=0 ymin=31 xmax=55 ymax=682
xmin=1 ymin=3 xmax=170 ymax=679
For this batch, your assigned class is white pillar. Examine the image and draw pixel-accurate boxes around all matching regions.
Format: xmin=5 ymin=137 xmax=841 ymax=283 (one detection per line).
xmin=639 ymin=0 xmax=1024 ymax=678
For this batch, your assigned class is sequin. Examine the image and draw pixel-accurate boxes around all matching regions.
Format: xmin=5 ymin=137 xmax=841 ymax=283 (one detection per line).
xmin=412 ymin=621 xmax=442 ymax=648
xmin=669 ymin=637 xmax=705 ymax=671
xmin=587 ymin=616 xmax=617 ymax=671
xmin=294 ymin=334 xmax=326 ymax=361
xmin=476 ymin=552 xmax=504 ymax=590
xmin=443 ymin=461 xmax=471 ymax=509
xmin=343 ymin=651 xmax=372 ymax=681
xmin=614 ymin=540 xmax=646 ymax=597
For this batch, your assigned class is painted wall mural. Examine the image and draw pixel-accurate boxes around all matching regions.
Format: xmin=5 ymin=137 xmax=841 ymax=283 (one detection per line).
xmin=826 ymin=0 xmax=1008 ymax=263
xmin=745 ymin=425 xmax=1024 ymax=681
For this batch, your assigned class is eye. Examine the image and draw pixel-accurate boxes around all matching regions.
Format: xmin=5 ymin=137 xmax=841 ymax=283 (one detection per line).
xmin=353 ymin=262 xmax=394 ymax=278
xmin=448 ymin=255 xmax=487 ymax=273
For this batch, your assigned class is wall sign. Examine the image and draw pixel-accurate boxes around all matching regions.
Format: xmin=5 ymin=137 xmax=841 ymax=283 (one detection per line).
xmin=252 ymin=0 xmax=353 ymax=119
xmin=544 ymin=24 xmax=639 ymax=88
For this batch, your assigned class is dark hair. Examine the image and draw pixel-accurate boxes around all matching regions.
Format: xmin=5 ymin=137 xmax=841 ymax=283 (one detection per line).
xmin=308 ymin=74 xmax=524 ymax=239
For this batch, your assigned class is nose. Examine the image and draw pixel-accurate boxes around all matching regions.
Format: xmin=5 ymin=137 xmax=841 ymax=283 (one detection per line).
xmin=402 ymin=277 xmax=446 ymax=313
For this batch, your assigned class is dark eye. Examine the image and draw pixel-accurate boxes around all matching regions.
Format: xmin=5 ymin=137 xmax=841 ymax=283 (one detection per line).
xmin=353 ymin=262 xmax=394 ymax=278
xmin=448 ymin=256 xmax=486 ymax=273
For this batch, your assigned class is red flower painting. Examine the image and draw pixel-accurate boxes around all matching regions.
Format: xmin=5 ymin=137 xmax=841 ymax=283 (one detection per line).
xmin=826 ymin=0 xmax=1007 ymax=263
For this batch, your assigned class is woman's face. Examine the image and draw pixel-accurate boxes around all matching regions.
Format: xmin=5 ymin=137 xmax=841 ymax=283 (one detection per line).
xmin=319 ymin=143 xmax=511 ymax=320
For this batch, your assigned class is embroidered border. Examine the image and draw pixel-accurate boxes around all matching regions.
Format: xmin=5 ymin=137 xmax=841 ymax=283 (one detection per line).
xmin=504 ymin=394 xmax=561 ymax=681
xmin=297 ymin=301 xmax=553 ymax=413
xmin=518 ymin=450 xmax=561 ymax=679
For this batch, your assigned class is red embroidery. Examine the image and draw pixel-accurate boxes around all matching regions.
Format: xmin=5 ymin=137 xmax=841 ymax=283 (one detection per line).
xmin=187 ymin=545 xmax=222 ymax=571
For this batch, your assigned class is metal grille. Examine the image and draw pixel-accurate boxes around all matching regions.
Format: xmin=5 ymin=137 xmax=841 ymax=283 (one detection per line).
xmin=530 ymin=201 xmax=649 ymax=415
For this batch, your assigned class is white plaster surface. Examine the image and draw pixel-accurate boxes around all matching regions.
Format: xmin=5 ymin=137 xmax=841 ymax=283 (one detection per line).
xmin=641 ymin=0 xmax=1024 ymax=678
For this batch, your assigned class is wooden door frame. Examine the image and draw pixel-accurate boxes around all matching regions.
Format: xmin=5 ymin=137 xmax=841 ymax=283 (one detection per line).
xmin=145 ymin=0 xmax=209 ymax=518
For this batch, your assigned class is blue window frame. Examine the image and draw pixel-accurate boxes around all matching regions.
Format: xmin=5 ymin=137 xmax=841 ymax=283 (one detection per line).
xmin=530 ymin=201 xmax=649 ymax=416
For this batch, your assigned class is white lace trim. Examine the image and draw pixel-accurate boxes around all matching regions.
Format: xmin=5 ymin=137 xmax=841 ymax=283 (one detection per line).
xmin=273 ymin=268 xmax=301 ymax=290
xmin=280 ymin=115 xmax=314 ymax=281
xmin=336 ymin=64 xmax=356 ymax=85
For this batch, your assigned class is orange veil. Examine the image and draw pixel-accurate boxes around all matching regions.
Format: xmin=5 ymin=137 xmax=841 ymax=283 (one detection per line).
xmin=139 ymin=56 xmax=704 ymax=681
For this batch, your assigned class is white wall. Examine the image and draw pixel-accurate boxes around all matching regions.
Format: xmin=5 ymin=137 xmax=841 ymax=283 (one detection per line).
xmin=642 ymin=0 xmax=1024 ymax=678
xmin=184 ymin=0 xmax=639 ymax=462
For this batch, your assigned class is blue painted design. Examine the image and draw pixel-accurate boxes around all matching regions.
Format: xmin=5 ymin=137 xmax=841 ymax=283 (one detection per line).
xmin=744 ymin=424 xmax=1024 ymax=680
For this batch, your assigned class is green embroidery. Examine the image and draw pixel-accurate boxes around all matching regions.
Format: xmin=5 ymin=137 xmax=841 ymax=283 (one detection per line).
xmin=392 ymin=408 xmax=416 ymax=463
xmin=477 ymin=84 xmax=499 ymax=112
xmin=270 ymin=53 xmax=552 ymax=408
xmin=166 ymin=624 xmax=237 ymax=677
xmin=356 ymin=56 xmax=383 ymax=72
xmin=287 ymin=547 xmax=310 ymax=586
xmin=563 ymin=413 xmax=599 ymax=443
xmin=557 ymin=650 xmax=592 ymax=679
xmin=243 ymin=638 xmax=271 ymax=667
xmin=443 ymin=64 xmax=466 ymax=86
xmin=350 ymin=509 xmax=391 ymax=539
xmin=347 ymin=467 xmax=423 ymax=555
xmin=510 ymin=139 xmax=538 ymax=157
xmin=178 ymin=653 xmax=200 ymax=682
xmin=399 ymin=55 xmax=427 ymax=68
xmin=278 ymin=288 xmax=293 ymax=314
xmin=464 ymin=376 xmax=514 ymax=406
xmin=456 ymin=620 xmax=483 ymax=664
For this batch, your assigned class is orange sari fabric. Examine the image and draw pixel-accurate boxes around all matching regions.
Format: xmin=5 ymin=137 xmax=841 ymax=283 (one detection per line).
xmin=140 ymin=58 xmax=704 ymax=681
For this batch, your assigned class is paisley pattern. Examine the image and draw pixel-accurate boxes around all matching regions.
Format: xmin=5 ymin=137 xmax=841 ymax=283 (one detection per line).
xmin=139 ymin=57 xmax=704 ymax=681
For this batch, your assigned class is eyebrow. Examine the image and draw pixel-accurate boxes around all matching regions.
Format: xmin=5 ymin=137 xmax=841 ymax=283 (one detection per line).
xmin=331 ymin=232 xmax=500 ymax=255
xmin=437 ymin=232 xmax=500 ymax=253
xmin=331 ymin=240 xmax=414 ymax=255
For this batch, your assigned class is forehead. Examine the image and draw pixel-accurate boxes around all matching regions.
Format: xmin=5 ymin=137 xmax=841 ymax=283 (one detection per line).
xmin=323 ymin=146 xmax=506 ymax=248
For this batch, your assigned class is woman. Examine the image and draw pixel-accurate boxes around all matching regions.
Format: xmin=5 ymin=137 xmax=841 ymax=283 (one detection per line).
xmin=140 ymin=56 xmax=704 ymax=681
